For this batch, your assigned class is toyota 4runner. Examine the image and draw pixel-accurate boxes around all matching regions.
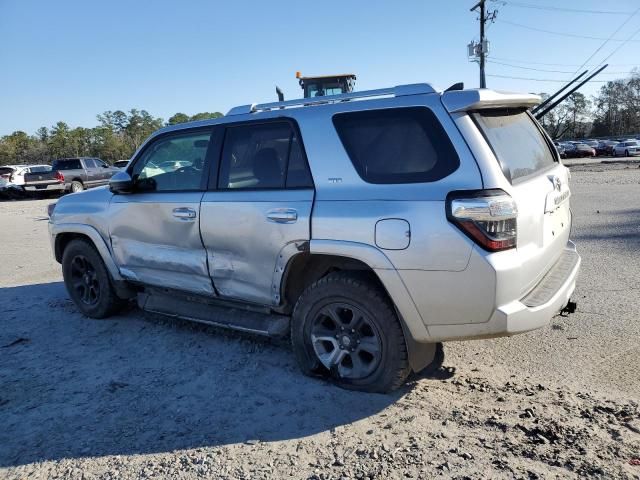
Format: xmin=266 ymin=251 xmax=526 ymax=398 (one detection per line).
xmin=48 ymin=83 xmax=580 ymax=393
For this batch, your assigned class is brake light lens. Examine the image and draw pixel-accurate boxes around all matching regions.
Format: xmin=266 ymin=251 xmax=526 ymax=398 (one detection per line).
xmin=447 ymin=189 xmax=518 ymax=252
xmin=55 ymin=171 xmax=65 ymax=183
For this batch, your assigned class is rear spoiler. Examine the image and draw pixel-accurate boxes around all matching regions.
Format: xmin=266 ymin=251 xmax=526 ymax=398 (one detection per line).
xmin=441 ymin=89 xmax=540 ymax=113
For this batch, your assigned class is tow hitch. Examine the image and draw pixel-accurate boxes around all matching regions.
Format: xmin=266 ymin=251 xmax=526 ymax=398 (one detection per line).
xmin=560 ymin=300 xmax=577 ymax=316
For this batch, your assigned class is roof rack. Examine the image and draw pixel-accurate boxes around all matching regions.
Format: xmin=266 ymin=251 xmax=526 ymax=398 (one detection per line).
xmin=226 ymin=83 xmax=437 ymax=116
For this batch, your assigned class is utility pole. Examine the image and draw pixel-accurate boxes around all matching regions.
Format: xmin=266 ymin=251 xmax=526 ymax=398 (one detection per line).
xmin=469 ymin=1 xmax=497 ymax=88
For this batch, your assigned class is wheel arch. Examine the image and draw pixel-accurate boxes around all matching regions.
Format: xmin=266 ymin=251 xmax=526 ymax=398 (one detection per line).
xmin=281 ymin=239 xmax=435 ymax=372
xmin=52 ymin=223 xmax=122 ymax=282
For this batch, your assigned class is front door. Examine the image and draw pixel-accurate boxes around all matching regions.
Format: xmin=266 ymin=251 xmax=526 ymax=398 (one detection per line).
xmin=200 ymin=119 xmax=314 ymax=305
xmin=108 ymin=128 xmax=216 ymax=296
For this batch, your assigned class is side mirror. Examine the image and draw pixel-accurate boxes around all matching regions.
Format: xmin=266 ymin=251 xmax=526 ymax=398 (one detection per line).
xmin=109 ymin=171 xmax=134 ymax=194
xmin=102 ymin=164 xmax=109 ymax=168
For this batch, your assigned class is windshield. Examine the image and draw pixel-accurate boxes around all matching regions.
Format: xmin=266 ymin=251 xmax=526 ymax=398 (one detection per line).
xmin=473 ymin=109 xmax=557 ymax=182
xmin=52 ymin=159 xmax=82 ymax=170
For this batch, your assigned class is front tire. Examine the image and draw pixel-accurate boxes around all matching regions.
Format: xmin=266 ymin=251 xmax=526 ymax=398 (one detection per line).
xmin=291 ymin=272 xmax=410 ymax=393
xmin=62 ymin=239 xmax=125 ymax=318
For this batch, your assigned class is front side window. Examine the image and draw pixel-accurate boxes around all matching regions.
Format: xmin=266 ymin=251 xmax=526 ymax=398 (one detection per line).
xmin=218 ymin=122 xmax=312 ymax=189
xmin=84 ymin=159 xmax=97 ymax=168
xmin=473 ymin=109 xmax=557 ymax=182
xmin=131 ymin=131 xmax=211 ymax=191
xmin=333 ymin=107 xmax=460 ymax=184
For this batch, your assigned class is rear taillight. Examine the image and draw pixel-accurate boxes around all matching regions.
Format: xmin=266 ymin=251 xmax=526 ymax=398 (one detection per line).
xmin=447 ymin=189 xmax=518 ymax=252
xmin=55 ymin=171 xmax=64 ymax=183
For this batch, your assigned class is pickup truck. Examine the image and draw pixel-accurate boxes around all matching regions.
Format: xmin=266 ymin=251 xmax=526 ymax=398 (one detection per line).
xmin=52 ymin=157 xmax=120 ymax=193
xmin=23 ymin=165 xmax=65 ymax=193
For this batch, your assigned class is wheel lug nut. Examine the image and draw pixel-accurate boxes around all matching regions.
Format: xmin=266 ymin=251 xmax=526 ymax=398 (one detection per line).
xmin=356 ymin=340 xmax=360 ymax=344
xmin=351 ymin=329 xmax=355 ymax=333
xmin=341 ymin=327 xmax=344 ymax=331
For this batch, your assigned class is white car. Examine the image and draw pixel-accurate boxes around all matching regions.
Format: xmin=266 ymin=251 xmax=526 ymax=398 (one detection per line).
xmin=612 ymin=141 xmax=640 ymax=157
xmin=1 ymin=164 xmax=52 ymax=186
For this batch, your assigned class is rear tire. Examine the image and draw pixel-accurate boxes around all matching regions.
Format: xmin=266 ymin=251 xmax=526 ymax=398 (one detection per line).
xmin=62 ymin=239 xmax=125 ymax=318
xmin=71 ymin=180 xmax=84 ymax=193
xmin=291 ymin=272 xmax=410 ymax=393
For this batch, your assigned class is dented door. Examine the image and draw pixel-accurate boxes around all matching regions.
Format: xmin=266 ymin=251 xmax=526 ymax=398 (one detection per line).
xmin=107 ymin=128 xmax=215 ymax=296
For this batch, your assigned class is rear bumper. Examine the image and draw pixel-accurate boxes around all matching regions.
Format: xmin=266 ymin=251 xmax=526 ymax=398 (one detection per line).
xmin=24 ymin=183 xmax=65 ymax=192
xmin=426 ymin=241 xmax=581 ymax=341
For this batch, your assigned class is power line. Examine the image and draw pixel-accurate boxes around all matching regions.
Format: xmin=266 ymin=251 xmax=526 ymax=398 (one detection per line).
xmin=490 ymin=0 xmax=634 ymax=15
xmin=498 ymin=19 xmax=640 ymax=42
xmin=487 ymin=59 xmax=638 ymax=75
xmin=569 ymin=6 xmax=640 ymax=78
xmin=489 ymin=56 xmax=640 ymax=67
xmin=592 ymin=26 xmax=640 ymax=70
xmin=487 ymin=74 xmax=611 ymax=83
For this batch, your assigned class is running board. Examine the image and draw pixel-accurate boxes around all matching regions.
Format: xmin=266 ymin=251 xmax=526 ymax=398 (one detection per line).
xmin=137 ymin=291 xmax=290 ymax=337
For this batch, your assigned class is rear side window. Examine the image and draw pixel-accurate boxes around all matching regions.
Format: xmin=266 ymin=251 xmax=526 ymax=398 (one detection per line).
xmin=332 ymin=107 xmax=460 ymax=184
xmin=473 ymin=109 xmax=556 ymax=182
xmin=52 ymin=159 xmax=82 ymax=170
xmin=218 ymin=121 xmax=313 ymax=190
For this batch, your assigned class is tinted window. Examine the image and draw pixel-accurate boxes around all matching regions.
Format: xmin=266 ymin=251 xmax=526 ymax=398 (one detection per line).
xmin=473 ymin=109 xmax=556 ymax=182
xmin=218 ymin=122 xmax=312 ymax=189
xmin=332 ymin=107 xmax=460 ymax=184
xmin=131 ymin=131 xmax=211 ymax=191
xmin=28 ymin=166 xmax=50 ymax=173
xmin=52 ymin=159 xmax=82 ymax=170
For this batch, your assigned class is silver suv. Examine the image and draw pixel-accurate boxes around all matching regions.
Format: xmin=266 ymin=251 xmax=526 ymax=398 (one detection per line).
xmin=48 ymin=83 xmax=580 ymax=393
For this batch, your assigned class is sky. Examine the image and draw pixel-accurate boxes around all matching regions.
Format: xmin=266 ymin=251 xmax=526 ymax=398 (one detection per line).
xmin=1 ymin=0 xmax=639 ymax=136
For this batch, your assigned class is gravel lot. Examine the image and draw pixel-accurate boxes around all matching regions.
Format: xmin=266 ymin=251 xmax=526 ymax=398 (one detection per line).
xmin=1 ymin=163 xmax=639 ymax=479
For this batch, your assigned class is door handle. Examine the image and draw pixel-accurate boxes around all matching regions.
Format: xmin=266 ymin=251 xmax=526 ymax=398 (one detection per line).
xmin=266 ymin=208 xmax=298 ymax=223
xmin=172 ymin=207 xmax=197 ymax=220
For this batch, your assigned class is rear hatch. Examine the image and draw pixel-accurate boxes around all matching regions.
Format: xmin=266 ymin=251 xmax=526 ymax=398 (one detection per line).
xmin=472 ymin=108 xmax=572 ymax=298
xmin=441 ymin=89 xmax=572 ymax=299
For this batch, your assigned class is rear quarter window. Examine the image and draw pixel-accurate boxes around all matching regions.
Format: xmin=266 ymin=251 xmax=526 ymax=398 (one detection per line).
xmin=332 ymin=107 xmax=460 ymax=184
xmin=52 ymin=159 xmax=82 ymax=170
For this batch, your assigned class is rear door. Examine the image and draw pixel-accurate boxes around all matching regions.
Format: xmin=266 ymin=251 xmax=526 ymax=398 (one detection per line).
xmin=108 ymin=127 xmax=216 ymax=295
xmin=473 ymin=109 xmax=572 ymax=296
xmin=200 ymin=119 xmax=314 ymax=305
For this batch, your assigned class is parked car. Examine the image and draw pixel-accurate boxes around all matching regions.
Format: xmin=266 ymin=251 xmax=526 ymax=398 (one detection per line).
xmin=612 ymin=140 xmax=640 ymax=157
xmin=553 ymin=142 xmax=566 ymax=159
xmin=0 ymin=164 xmax=47 ymax=185
xmin=564 ymin=142 xmax=595 ymax=158
xmin=595 ymin=140 xmax=618 ymax=156
xmin=51 ymin=157 xmax=120 ymax=193
xmin=113 ymin=160 xmax=130 ymax=169
xmin=48 ymin=84 xmax=580 ymax=393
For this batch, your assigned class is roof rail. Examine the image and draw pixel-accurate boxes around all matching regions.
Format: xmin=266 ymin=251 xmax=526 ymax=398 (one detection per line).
xmin=226 ymin=83 xmax=437 ymax=116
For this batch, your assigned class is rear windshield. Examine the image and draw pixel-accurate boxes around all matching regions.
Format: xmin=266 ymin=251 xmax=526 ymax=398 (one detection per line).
xmin=473 ymin=109 xmax=556 ymax=182
xmin=28 ymin=166 xmax=50 ymax=173
xmin=52 ymin=159 xmax=82 ymax=170
xmin=332 ymin=107 xmax=460 ymax=184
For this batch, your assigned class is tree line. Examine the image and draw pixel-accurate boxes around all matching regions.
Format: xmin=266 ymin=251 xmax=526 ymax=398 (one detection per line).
xmin=538 ymin=71 xmax=639 ymax=140
xmin=1 ymin=71 xmax=638 ymax=167
xmin=0 ymin=110 xmax=222 ymax=166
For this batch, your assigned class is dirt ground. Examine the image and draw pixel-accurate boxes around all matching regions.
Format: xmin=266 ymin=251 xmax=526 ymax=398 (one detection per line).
xmin=1 ymin=164 xmax=639 ymax=479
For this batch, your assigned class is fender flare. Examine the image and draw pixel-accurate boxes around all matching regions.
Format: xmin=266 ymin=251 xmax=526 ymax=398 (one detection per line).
xmin=309 ymin=239 xmax=436 ymax=372
xmin=50 ymin=223 xmax=123 ymax=282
